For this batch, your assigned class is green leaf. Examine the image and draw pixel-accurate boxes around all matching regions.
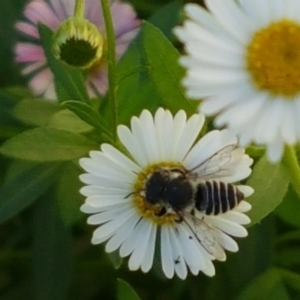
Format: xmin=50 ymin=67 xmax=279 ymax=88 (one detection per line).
xmin=149 ymin=0 xmax=183 ymax=40
xmin=61 ymin=100 xmax=112 ymax=136
xmin=0 ymin=127 xmax=97 ymax=162
xmin=116 ymin=21 xmax=197 ymax=126
xmin=48 ymin=109 xmax=93 ymax=133
xmin=0 ymin=86 xmax=32 ymax=106
xmin=275 ymin=185 xmax=300 ymax=227
xmin=0 ymin=162 xmax=61 ymax=224
xmin=117 ymin=279 xmax=141 ymax=300
xmin=13 ymin=98 xmax=60 ymax=127
xmin=32 ymin=193 xmax=72 ymax=300
xmin=246 ymin=156 xmax=289 ymax=225
xmin=274 ymin=248 xmax=300 ymax=268
xmin=142 ymin=21 xmax=197 ymax=114
xmin=237 ymin=269 xmax=290 ymax=300
xmin=56 ymin=162 xmax=84 ymax=226
xmin=38 ymin=24 xmax=89 ymax=103
xmin=0 ymin=87 xmax=32 ymax=140
xmin=278 ymin=268 xmax=300 ymax=294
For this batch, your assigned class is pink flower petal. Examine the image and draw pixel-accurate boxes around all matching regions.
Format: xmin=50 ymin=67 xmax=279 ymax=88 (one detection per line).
xmin=49 ymin=0 xmax=75 ymax=21
xmin=87 ymin=70 xmax=109 ymax=97
xmin=116 ymin=28 xmax=140 ymax=58
xmin=15 ymin=43 xmax=46 ymax=62
xmin=15 ymin=22 xmax=39 ymax=39
xmin=85 ymin=0 xmax=104 ymax=29
xmin=24 ymin=1 xmax=60 ymax=29
xmin=21 ymin=61 xmax=47 ymax=75
xmin=110 ymin=1 xmax=141 ymax=37
xmin=29 ymin=68 xmax=54 ymax=95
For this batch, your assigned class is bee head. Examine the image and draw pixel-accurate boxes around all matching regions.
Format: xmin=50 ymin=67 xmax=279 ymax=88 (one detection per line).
xmin=145 ymin=170 xmax=169 ymax=205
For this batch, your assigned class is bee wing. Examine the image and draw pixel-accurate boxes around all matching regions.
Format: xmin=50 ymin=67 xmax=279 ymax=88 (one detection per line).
xmin=179 ymin=211 xmax=226 ymax=261
xmin=187 ymin=144 xmax=237 ymax=181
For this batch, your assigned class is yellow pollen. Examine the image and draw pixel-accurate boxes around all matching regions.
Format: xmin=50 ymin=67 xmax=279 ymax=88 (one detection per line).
xmin=246 ymin=20 xmax=300 ymax=98
xmin=132 ymin=162 xmax=183 ymax=225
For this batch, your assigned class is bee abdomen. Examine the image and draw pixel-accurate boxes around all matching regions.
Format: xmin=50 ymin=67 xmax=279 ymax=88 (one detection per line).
xmin=195 ymin=181 xmax=244 ymax=215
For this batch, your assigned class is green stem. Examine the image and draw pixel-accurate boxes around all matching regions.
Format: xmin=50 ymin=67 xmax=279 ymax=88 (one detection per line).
xmin=74 ymin=0 xmax=86 ymax=18
xmin=283 ymin=145 xmax=300 ymax=198
xmin=100 ymin=0 xmax=117 ymax=142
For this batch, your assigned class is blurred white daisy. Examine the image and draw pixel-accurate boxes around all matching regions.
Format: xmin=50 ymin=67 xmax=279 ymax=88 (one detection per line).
xmin=15 ymin=0 xmax=140 ymax=99
xmin=175 ymin=0 xmax=300 ymax=162
xmin=79 ymin=108 xmax=254 ymax=279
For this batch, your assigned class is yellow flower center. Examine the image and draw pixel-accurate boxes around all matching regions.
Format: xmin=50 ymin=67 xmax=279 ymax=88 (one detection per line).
xmin=246 ymin=20 xmax=300 ymax=98
xmin=132 ymin=162 xmax=183 ymax=225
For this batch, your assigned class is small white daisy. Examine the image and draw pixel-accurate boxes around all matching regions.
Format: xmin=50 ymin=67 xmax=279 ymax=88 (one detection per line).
xmin=175 ymin=0 xmax=300 ymax=162
xmin=79 ymin=108 xmax=253 ymax=279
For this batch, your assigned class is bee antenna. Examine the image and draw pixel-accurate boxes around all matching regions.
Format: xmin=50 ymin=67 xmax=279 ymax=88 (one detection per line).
xmin=124 ymin=188 xmax=145 ymax=199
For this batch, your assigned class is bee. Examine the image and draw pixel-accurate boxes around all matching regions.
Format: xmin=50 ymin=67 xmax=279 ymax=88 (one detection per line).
xmin=144 ymin=144 xmax=246 ymax=259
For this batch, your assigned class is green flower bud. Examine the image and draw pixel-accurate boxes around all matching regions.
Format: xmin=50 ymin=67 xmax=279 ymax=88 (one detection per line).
xmin=52 ymin=17 xmax=103 ymax=69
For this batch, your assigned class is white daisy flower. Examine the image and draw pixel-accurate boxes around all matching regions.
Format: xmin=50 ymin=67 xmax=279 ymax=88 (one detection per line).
xmin=175 ymin=0 xmax=300 ymax=162
xmin=79 ymin=108 xmax=253 ymax=279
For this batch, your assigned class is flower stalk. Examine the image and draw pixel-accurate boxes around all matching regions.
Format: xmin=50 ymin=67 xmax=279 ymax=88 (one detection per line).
xmin=74 ymin=0 xmax=86 ymax=18
xmin=100 ymin=0 xmax=118 ymax=142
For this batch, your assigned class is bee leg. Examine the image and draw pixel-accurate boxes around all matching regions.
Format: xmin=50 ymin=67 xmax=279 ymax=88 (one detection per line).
xmin=124 ymin=191 xmax=136 ymax=199
xmin=156 ymin=207 xmax=167 ymax=217
xmin=175 ymin=213 xmax=183 ymax=223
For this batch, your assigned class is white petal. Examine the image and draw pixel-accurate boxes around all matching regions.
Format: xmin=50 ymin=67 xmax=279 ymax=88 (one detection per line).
xmin=172 ymin=113 xmax=205 ymax=162
xmin=117 ymin=125 xmax=148 ymax=167
xmin=119 ymin=218 xmax=146 ymax=257
xmin=234 ymin=200 xmax=252 ymax=213
xmin=161 ymin=226 xmax=175 ymax=279
xmin=101 ymin=144 xmax=141 ymax=173
xmin=205 ymin=0 xmax=254 ymax=43
xmin=91 ymin=207 xmax=137 ymax=244
xmin=236 ymin=185 xmax=254 ymax=197
xmin=128 ymin=219 xmax=153 ymax=271
xmin=105 ymin=214 xmax=141 ymax=253
xmin=141 ymin=223 xmax=157 ymax=272
xmin=208 ymin=216 xmax=248 ymax=237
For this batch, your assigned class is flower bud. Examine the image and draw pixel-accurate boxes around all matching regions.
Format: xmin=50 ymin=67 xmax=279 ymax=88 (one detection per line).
xmin=52 ymin=17 xmax=103 ymax=69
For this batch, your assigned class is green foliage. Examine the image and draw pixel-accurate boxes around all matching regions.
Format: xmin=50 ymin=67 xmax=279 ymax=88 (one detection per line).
xmin=1 ymin=0 xmax=300 ymax=299
xmin=0 ymin=127 xmax=97 ymax=162
xmin=149 ymin=0 xmax=183 ymax=40
xmin=117 ymin=279 xmax=141 ymax=300
xmin=116 ymin=21 xmax=197 ymax=126
xmin=275 ymin=185 xmax=300 ymax=227
xmin=13 ymin=98 xmax=60 ymax=127
xmin=246 ymin=156 xmax=289 ymax=225
xmin=62 ymin=100 xmax=112 ymax=137
xmin=55 ymin=162 xmax=84 ymax=226
xmin=0 ymin=87 xmax=32 ymax=140
xmin=48 ymin=109 xmax=93 ymax=133
xmin=32 ymin=194 xmax=73 ymax=300
xmin=236 ymin=268 xmax=290 ymax=300
xmin=0 ymin=162 xmax=62 ymax=224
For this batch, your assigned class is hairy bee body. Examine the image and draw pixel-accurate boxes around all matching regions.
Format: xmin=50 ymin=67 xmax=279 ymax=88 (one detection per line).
xmin=142 ymin=144 xmax=249 ymax=258
xmin=195 ymin=181 xmax=244 ymax=215
xmin=145 ymin=169 xmax=244 ymax=216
